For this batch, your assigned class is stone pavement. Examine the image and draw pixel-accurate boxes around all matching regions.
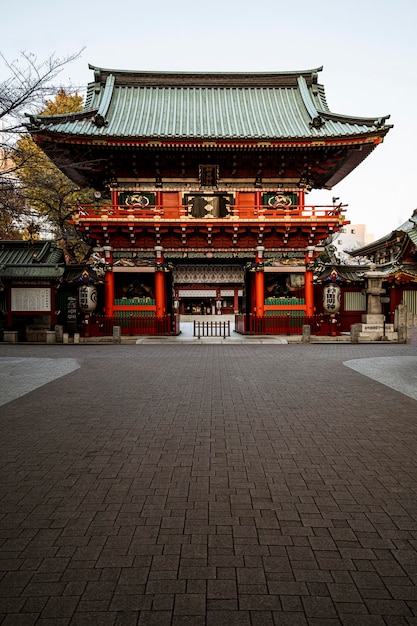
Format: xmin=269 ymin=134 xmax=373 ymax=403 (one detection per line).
xmin=0 ymin=342 xmax=417 ymax=625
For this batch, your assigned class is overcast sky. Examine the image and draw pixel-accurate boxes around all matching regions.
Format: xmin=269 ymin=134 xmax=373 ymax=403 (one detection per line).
xmin=2 ymin=0 xmax=416 ymax=240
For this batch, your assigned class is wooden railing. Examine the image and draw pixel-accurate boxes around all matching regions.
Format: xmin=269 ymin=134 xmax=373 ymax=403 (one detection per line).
xmin=73 ymin=203 xmax=345 ymax=222
xmin=235 ymin=314 xmax=341 ymax=336
xmin=80 ymin=314 xmax=173 ymax=337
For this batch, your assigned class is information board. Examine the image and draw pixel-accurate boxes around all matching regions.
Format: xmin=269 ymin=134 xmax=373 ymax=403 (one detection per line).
xmin=11 ymin=287 xmax=51 ymax=312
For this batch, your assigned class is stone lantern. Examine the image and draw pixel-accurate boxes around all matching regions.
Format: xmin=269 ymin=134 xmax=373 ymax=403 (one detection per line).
xmin=351 ymin=264 xmax=397 ymax=342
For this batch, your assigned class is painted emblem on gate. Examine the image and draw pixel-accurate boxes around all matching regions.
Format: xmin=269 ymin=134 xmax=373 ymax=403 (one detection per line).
xmin=268 ymin=194 xmax=293 ymax=207
xmin=125 ymin=194 xmax=150 ymax=208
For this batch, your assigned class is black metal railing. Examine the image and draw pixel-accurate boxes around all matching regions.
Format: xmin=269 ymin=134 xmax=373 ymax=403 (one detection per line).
xmin=194 ymin=320 xmax=231 ymax=338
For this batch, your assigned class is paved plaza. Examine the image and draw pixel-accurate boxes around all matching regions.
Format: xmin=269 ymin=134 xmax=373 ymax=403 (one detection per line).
xmin=0 ymin=341 xmax=417 ymax=625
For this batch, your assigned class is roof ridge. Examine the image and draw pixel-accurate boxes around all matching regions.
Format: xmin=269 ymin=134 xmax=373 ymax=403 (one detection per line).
xmin=88 ymin=64 xmax=324 ymax=88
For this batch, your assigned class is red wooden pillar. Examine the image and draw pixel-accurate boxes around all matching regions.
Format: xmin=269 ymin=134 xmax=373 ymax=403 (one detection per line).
xmin=389 ymin=283 xmax=400 ymax=324
xmin=305 ymin=269 xmax=314 ymax=317
xmin=154 ymin=246 xmax=166 ymax=317
xmin=234 ymin=288 xmax=239 ymax=314
xmin=255 ymin=246 xmax=265 ymax=317
xmin=304 ymin=248 xmax=315 ymax=317
xmin=105 ymin=272 xmax=114 ymax=317
xmin=255 ymin=190 xmax=262 ymax=214
xmin=111 ymin=188 xmax=119 ymax=207
xmin=156 ymin=190 xmax=162 ymax=212
xmin=104 ymin=247 xmax=114 ymax=317
xmin=248 ymin=272 xmax=255 ymax=322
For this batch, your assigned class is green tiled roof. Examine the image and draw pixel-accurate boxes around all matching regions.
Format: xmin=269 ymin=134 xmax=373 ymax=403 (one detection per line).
xmin=350 ymin=214 xmax=417 ymax=257
xmin=28 ymin=66 xmax=392 ymax=142
xmin=314 ymin=265 xmax=368 ymax=284
xmin=0 ymin=241 xmax=65 ymax=279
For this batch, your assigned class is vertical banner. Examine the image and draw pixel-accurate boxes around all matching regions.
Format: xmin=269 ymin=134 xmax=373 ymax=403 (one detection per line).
xmin=67 ymin=296 xmax=78 ymax=333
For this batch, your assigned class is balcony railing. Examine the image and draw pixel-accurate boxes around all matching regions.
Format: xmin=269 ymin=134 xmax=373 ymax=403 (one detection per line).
xmin=73 ymin=203 xmax=345 ymax=222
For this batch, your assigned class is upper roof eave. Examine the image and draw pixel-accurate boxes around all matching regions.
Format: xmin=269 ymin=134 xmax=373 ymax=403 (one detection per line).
xmin=87 ymin=64 xmax=325 ymax=88
xmin=318 ymin=110 xmax=392 ymax=129
xmin=26 ymin=63 xmax=393 ymax=146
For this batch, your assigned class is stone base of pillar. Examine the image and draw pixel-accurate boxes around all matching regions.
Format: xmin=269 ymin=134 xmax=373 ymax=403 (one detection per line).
xmin=351 ymin=322 xmax=398 ymax=343
xmin=361 ymin=313 xmax=384 ymax=324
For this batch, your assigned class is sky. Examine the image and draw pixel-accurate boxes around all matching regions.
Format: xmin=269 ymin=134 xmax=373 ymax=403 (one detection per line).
xmin=2 ymin=0 xmax=416 ymax=240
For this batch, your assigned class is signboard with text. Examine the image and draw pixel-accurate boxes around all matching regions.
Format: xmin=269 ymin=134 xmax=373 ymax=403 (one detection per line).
xmin=11 ymin=287 xmax=51 ymax=312
xmin=67 ymin=296 xmax=78 ymax=333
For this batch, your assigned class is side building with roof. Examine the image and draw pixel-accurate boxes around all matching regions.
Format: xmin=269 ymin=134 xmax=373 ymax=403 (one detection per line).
xmin=349 ymin=211 xmax=417 ymax=328
xmin=24 ymin=65 xmax=392 ymax=337
xmin=312 ymin=210 xmax=417 ymax=340
xmin=0 ymin=240 xmax=65 ymax=341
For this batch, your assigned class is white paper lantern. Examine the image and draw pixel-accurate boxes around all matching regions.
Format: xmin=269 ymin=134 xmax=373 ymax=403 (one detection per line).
xmin=323 ymin=283 xmax=341 ymax=313
xmin=79 ymin=285 xmax=97 ymax=312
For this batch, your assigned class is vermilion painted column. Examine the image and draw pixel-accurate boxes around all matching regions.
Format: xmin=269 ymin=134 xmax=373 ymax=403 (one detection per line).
xmin=104 ymin=247 xmax=114 ymax=317
xmin=256 ymin=190 xmax=262 ymax=214
xmin=154 ymin=246 xmax=166 ymax=317
xmin=105 ymin=270 xmax=114 ymax=317
xmin=234 ymin=288 xmax=239 ymax=314
xmin=305 ymin=268 xmax=314 ymax=317
xmin=250 ymin=272 xmax=255 ymax=314
xmin=255 ymin=272 xmax=265 ymax=317
xmin=255 ymin=246 xmax=265 ymax=317
xmin=299 ymin=189 xmax=305 ymax=209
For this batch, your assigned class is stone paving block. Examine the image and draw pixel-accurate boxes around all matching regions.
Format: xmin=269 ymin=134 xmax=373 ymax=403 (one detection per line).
xmin=1 ymin=342 xmax=417 ymax=624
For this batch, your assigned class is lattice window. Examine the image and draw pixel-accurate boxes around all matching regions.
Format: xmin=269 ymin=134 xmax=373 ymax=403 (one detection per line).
xmin=344 ymin=291 xmax=366 ymax=311
xmin=402 ymin=291 xmax=417 ymax=314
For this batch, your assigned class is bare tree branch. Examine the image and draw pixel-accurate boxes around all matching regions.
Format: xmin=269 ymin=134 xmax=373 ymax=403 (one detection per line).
xmin=0 ymin=49 xmax=84 ymax=150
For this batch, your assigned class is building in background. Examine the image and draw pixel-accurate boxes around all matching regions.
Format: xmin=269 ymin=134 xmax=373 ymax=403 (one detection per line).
xmin=330 ymin=223 xmax=374 ymax=264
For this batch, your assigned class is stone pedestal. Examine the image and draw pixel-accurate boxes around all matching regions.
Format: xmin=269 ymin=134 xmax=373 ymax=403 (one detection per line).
xmin=55 ymin=325 xmax=64 ymax=343
xmin=3 ymin=330 xmax=19 ymax=343
xmin=113 ymin=326 xmax=121 ymax=344
xmin=46 ymin=330 xmax=56 ymax=344
xmin=351 ymin=269 xmax=398 ymax=342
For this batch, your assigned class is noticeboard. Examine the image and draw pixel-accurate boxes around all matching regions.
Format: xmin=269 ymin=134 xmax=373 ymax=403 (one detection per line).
xmin=11 ymin=287 xmax=51 ymax=312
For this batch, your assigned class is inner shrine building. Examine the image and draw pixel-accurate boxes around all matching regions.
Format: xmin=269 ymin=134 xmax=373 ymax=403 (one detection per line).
xmin=28 ymin=65 xmax=392 ymax=333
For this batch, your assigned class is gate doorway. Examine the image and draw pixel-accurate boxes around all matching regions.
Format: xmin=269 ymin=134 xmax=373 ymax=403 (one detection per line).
xmin=182 ymin=298 xmax=216 ymax=315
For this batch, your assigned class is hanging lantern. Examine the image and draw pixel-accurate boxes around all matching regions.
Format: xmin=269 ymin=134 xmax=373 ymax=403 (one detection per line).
xmin=79 ymin=285 xmax=97 ymax=312
xmin=323 ymin=283 xmax=341 ymax=313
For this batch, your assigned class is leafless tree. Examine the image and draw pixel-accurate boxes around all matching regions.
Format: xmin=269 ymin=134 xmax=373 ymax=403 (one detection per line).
xmin=0 ymin=49 xmax=84 ymax=176
xmin=0 ymin=50 xmax=85 ymax=240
